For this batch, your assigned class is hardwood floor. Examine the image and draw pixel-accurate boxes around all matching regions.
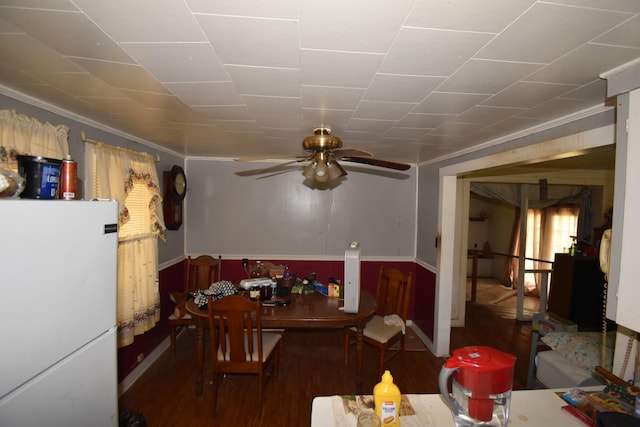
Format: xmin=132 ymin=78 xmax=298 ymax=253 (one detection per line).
xmin=118 ymin=303 xmax=533 ymax=426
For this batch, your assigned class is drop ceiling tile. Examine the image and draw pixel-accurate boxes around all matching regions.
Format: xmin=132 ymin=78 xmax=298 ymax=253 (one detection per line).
xmin=72 ymin=0 xmax=205 ymax=42
xmin=242 ymin=95 xmax=301 ymax=115
xmin=196 ymin=15 xmax=299 ymax=68
xmin=2 ymin=0 xmax=78 ymax=9
xmin=186 ymin=0 xmax=298 ymax=18
xmin=481 ymin=82 xmax=577 ymax=108
xmin=406 ymin=0 xmax=535 ymax=32
xmin=252 ymin=113 xmax=302 ymax=128
xmin=301 ymin=50 xmax=384 ymax=87
xmin=0 ymin=63 xmax=44 ymax=86
xmin=476 ymin=3 xmax=632 ymax=63
xmin=42 ymin=72 xmax=126 ymax=99
xmin=302 ymin=109 xmax=353 ymax=131
xmin=301 ymin=85 xmax=364 ymax=110
xmin=560 ymin=79 xmax=609 ymax=102
xmin=485 ymin=116 xmax=543 ymax=134
xmin=517 ymin=97 xmax=598 ymax=120
xmin=191 ymin=105 xmax=253 ymax=120
xmin=455 ymin=105 xmax=524 ymax=124
xmin=383 ymin=127 xmax=429 ymax=140
xmin=165 ymin=81 xmax=244 ymax=106
xmin=118 ymin=89 xmax=189 ymax=112
xmin=299 ymin=0 xmax=414 ymax=53
xmin=437 ymin=59 xmax=543 ymax=94
xmin=0 ymin=8 xmax=133 ymax=63
xmin=122 ymin=42 xmax=229 ymax=83
xmin=0 ymin=34 xmax=83 ymax=73
xmin=431 ymin=121 xmax=482 ymax=137
xmin=548 ymin=0 xmax=640 ymax=13
xmin=527 ymin=44 xmax=640 ymax=85
xmin=364 ymin=74 xmax=445 ymax=102
xmin=70 ymin=57 xmax=171 ymax=94
xmin=354 ymin=100 xmax=416 ymax=120
xmin=413 ymin=92 xmax=489 ymax=114
xmin=381 ymin=27 xmax=494 ymax=76
xmin=594 ymin=15 xmax=640 ymax=48
xmin=227 ymin=66 xmax=301 ymax=97
xmin=346 ymin=119 xmax=396 ymax=133
xmin=397 ymin=113 xmax=455 ymax=128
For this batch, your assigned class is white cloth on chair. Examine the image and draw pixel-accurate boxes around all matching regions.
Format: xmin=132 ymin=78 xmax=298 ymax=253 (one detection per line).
xmin=384 ymin=314 xmax=406 ymax=335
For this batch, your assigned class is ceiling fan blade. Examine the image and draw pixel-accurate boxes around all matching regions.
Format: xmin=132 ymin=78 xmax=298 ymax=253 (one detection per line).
xmin=330 ymin=147 xmax=373 ymax=157
xmin=234 ymin=154 xmax=306 ymax=162
xmin=340 ymin=156 xmax=411 ymax=171
xmin=235 ymin=159 xmax=305 ymax=176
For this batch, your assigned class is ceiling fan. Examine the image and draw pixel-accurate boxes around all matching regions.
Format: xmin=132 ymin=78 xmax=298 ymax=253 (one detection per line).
xmin=234 ymin=127 xmax=410 ymax=184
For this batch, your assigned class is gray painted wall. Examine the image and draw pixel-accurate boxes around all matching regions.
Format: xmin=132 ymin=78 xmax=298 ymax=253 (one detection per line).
xmin=185 ymin=158 xmax=417 ymax=258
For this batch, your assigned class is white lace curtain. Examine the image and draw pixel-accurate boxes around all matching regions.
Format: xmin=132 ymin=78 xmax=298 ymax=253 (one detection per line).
xmin=0 ymin=109 xmax=69 ymax=169
xmin=85 ymin=139 xmax=166 ymax=348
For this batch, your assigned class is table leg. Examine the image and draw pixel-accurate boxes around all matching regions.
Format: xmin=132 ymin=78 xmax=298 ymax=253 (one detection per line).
xmin=355 ymin=320 xmax=365 ymax=394
xmin=194 ymin=318 xmax=204 ymax=397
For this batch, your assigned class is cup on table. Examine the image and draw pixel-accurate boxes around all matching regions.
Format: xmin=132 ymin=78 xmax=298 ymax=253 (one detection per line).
xmin=357 ymin=412 xmax=380 ymax=427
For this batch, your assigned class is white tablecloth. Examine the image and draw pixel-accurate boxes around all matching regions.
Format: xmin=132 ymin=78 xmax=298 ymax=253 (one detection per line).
xmin=311 ymin=387 xmax=604 ymax=427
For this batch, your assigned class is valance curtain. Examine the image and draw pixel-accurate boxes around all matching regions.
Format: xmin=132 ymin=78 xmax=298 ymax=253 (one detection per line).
xmin=85 ymin=139 xmax=166 ymax=348
xmin=0 ymin=109 xmax=69 ymax=170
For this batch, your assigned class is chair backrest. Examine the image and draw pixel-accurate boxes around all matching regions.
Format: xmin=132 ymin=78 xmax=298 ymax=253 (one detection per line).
xmin=208 ymin=295 xmax=263 ymax=369
xmin=184 ymin=255 xmax=222 ymax=293
xmin=375 ymin=267 xmax=412 ymax=320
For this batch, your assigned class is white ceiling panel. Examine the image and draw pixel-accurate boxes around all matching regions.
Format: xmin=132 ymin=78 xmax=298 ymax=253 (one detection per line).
xmin=299 ymin=0 xmax=414 ymax=53
xmin=227 ymin=66 xmax=300 ymax=97
xmin=165 ymin=82 xmax=244 ymax=107
xmin=301 ymin=85 xmax=365 ymax=110
xmin=406 ymin=0 xmax=535 ymax=32
xmin=301 ymin=50 xmax=384 ymax=87
xmin=73 ymin=0 xmax=205 ymax=43
xmin=381 ymin=27 xmax=494 ymax=76
xmin=436 ymin=59 xmax=543 ymax=94
xmin=481 ymin=82 xmax=578 ymax=108
xmin=364 ymin=74 xmax=445 ymax=102
xmin=0 ymin=8 xmax=133 ymax=63
xmin=527 ymin=44 xmax=640 ymax=85
xmin=196 ymin=15 xmax=299 ymax=68
xmin=0 ymin=0 xmax=637 ymax=165
xmin=477 ymin=2 xmax=632 ymax=63
xmin=121 ymin=42 xmax=229 ymax=83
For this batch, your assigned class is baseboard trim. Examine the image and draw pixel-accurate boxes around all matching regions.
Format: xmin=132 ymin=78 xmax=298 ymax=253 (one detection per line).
xmin=118 ymin=335 xmax=171 ymax=396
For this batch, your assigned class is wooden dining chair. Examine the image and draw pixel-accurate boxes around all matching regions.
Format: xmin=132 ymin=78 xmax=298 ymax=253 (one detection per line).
xmin=168 ymin=255 xmax=221 ymax=354
xmin=344 ymin=266 xmax=412 ymax=374
xmin=207 ymin=295 xmax=282 ymax=416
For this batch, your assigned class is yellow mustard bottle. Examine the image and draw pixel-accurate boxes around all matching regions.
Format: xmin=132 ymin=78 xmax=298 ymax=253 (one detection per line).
xmin=374 ymin=370 xmax=401 ymax=427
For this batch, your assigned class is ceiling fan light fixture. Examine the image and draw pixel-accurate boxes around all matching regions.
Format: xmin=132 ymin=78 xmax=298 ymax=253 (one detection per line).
xmin=302 ymin=161 xmax=317 ymax=180
xmin=327 ymin=160 xmax=346 ymax=181
xmin=313 ymin=159 xmax=329 ymax=182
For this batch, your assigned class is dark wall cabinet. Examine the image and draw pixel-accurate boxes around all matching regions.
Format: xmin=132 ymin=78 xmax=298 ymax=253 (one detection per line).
xmin=548 ymin=253 xmax=606 ymax=330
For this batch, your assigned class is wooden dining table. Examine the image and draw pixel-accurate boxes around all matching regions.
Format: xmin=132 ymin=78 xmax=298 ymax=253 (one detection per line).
xmin=185 ymin=290 xmax=377 ymax=396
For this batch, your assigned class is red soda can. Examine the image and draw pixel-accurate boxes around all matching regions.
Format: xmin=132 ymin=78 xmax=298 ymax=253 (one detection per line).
xmin=60 ymin=155 xmax=77 ymax=200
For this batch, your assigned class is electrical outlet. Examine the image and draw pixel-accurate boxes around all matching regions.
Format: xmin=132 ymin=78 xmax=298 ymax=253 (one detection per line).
xmin=242 ymin=258 xmax=249 ymax=268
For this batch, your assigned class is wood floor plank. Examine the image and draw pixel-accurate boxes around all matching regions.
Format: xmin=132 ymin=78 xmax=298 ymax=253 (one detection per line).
xmin=118 ymin=303 xmax=532 ymax=426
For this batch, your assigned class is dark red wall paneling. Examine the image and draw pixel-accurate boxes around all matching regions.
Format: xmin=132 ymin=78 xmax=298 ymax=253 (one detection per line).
xmin=117 ymin=258 xmax=436 ymax=383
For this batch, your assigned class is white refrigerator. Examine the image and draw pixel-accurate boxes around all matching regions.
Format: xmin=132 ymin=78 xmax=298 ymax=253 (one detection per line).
xmin=0 ymin=199 xmax=119 ymax=426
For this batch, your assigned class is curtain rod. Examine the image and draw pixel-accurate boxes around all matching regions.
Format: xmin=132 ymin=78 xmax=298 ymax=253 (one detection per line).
xmin=81 ymin=131 xmax=159 ymax=162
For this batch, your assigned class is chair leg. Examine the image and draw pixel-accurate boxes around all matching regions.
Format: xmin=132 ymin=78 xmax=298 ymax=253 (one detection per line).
xmin=379 ymin=349 xmax=385 ymax=375
xmin=343 ymin=329 xmax=350 ymax=365
xmin=170 ymin=326 xmax=176 ymax=354
xmin=258 ymin=371 xmax=263 ymax=415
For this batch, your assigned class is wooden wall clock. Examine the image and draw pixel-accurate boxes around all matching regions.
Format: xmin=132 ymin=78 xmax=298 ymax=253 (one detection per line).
xmin=163 ymin=165 xmax=187 ymax=230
